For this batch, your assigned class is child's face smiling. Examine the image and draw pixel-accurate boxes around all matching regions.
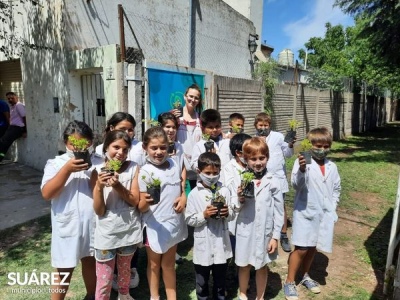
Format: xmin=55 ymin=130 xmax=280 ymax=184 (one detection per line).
xmin=162 ymin=120 xmax=177 ymax=142
xmin=203 ymin=121 xmax=222 ymax=139
xmin=246 ymin=151 xmax=268 ymax=173
xmin=111 ymin=120 xmax=135 ymax=139
xmin=145 ymin=137 xmax=168 ymax=164
xmin=107 ymin=138 xmax=129 ymax=161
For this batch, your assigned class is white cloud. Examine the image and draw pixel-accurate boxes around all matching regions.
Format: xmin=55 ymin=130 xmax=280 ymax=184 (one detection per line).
xmin=283 ymin=0 xmax=353 ymax=53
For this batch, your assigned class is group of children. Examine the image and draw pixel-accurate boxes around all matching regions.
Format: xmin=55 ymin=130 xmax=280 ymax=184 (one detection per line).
xmin=41 ymin=95 xmax=341 ymax=300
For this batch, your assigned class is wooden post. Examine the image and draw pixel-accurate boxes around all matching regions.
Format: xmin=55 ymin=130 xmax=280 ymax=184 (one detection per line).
xmin=118 ymin=4 xmax=126 ymax=62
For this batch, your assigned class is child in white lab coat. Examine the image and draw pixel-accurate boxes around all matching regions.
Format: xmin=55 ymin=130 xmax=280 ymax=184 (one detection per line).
xmin=283 ymin=127 xmax=341 ymax=300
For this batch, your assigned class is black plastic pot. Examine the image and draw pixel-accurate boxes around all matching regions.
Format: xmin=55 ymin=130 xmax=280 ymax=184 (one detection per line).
xmin=300 ymin=151 xmax=312 ymax=164
xmin=168 ymin=142 xmax=175 ymax=154
xmin=100 ymin=167 xmax=114 ymax=175
xmin=147 ymin=187 xmax=161 ymax=205
xmin=177 ymin=105 xmax=184 ymax=116
xmin=73 ymin=150 xmax=92 ymax=168
xmin=204 ymin=141 xmax=214 ymax=152
xmin=284 ymin=129 xmax=296 ymax=143
xmin=241 ymin=181 xmax=255 ymax=198
xmin=211 ymin=201 xmax=224 ymax=219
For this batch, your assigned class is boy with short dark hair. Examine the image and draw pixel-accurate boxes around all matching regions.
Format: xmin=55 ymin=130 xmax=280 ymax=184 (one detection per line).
xmin=283 ymin=127 xmax=341 ymax=300
xmin=190 ymin=109 xmax=231 ymax=172
xmin=254 ymin=112 xmax=296 ymax=253
xmin=185 ymin=152 xmax=233 ymax=300
xmin=224 ymin=113 xmax=245 ymax=139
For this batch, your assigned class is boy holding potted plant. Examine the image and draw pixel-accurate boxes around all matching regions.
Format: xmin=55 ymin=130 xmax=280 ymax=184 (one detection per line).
xmin=185 ymin=152 xmax=233 ymax=300
xmin=224 ymin=113 xmax=245 ymax=139
xmin=253 ymin=112 xmax=295 ymax=253
xmin=283 ymin=127 xmax=341 ymax=300
xmin=221 ymin=133 xmax=252 ymax=254
xmin=190 ymin=109 xmax=231 ymax=173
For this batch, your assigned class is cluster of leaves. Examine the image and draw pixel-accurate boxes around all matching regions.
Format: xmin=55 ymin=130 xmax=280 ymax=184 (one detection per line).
xmin=298 ymin=3 xmax=400 ymax=96
xmin=253 ymin=59 xmax=279 ymax=114
xmin=105 ymin=159 xmax=122 ymax=172
xmin=141 ymin=171 xmax=162 ymax=188
xmin=300 ymin=138 xmax=312 ymax=151
xmin=68 ymin=136 xmax=90 ymax=151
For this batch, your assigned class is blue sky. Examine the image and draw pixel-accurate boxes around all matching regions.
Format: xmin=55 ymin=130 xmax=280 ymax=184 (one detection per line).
xmin=262 ymin=0 xmax=354 ymax=61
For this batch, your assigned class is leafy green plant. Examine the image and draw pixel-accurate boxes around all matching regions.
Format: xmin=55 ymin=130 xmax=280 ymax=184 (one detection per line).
xmin=300 ymin=138 xmax=312 ymax=151
xmin=288 ymin=119 xmax=301 ymax=130
xmin=171 ymin=98 xmax=183 ymax=109
xmin=105 ymin=159 xmax=122 ymax=172
xmin=202 ymin=133 xmax=211 ymax=141
xmin=231 ymin=125 xmax=243 ymax=134
xmin=240 ymin=170 xmax=255 ymax=186
xmin=142 ymin=118 xmax=160 ymax=127
xmin=141 ymin=171 xmax=162 ymax=188
xmin=68 ymin=136 xmax=90 ymax=151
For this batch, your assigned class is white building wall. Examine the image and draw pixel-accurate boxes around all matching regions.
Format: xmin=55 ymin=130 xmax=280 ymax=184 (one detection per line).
xmin=64 ymin=0 xmax=255 ymax=78
xmin=222 ymin=0 xmax=263 ymax=46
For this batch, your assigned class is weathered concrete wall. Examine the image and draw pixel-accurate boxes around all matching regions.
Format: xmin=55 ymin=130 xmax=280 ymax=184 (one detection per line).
xmin=64 ymin=0 xmax=256 ymax=79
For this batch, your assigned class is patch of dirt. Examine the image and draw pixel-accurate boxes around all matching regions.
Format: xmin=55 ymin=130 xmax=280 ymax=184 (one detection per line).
xmin=0 ymin=221 xmax=40 ymax=256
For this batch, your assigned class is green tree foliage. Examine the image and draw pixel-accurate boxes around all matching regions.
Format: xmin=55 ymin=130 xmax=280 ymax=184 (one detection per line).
xmin=334 ymin=0 xmax=400 ymax=69
xmin=253 ymin=59 xmax=279 ymax=114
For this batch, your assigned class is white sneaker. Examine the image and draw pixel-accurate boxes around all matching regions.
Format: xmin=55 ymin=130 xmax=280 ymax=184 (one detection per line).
xmin=118 ymin=292 xmax=134 ymax=300
xmin=112 ymin=274 xmax=118 ymax=291
xmin=129 ymin=268 xmax=139 ymax=289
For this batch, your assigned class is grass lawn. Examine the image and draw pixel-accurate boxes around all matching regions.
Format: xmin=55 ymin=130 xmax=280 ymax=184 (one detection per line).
xmin=1 ymin=123 xmax=399 ymax=299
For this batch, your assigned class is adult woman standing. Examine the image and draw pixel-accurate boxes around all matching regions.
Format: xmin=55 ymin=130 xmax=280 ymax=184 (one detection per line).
xmin=172 ymin=84 xmax=203 ymax=190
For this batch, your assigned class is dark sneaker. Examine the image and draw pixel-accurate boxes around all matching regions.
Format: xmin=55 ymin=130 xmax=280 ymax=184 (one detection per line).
xmin=300 ymin=275 xmax=321 ymax=293
xmin=280 ymin=233 xmax=292 ymax=252
xmin=283 ymin=282 xmax=298 ymax=300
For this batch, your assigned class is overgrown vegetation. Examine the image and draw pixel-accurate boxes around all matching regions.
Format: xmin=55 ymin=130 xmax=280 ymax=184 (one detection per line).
xmin=253 ymin=59 xmax=279 ymax=114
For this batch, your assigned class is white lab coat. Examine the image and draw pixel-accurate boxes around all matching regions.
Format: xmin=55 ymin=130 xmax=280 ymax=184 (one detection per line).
xmin=185 ymin=181 xmax=233 ymax=266
xmin=234 ymin=173 xmax=284 ymax=270
xmin=291 ymin=157 xmax=341 ymax=253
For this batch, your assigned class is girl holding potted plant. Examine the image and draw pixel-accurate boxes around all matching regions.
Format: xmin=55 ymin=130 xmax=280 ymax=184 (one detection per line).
xmin=91 ymin=130 xmax=141 ymax=300
xmin=41 ymin=120 xmax=96 ymax=300
xmin=94 ymin=112 xmax=143 ymax=291
xmin=138 ymin=127 xmax=188 ymax=300
xmin=235 ymin=137 xmax=284 ymax=300
xmin=95 ymin=112 xmax=145 ymax=167
xmin=172 ymin=84 xmax=203 ymax=190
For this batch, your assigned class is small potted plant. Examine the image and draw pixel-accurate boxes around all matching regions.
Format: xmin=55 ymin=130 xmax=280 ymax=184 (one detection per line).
xmin=210 ymin=185 xmax=226 ymax=220
xmin=141 ymin=171 xmax=162 ymax=204
xmin=68 ymin=136 xmax=92 ymax=167
xmin=231 ymin=125 xmax=244 ymax=134
xmin=239 ymin=170 xmax=256 ymax=198
xmin=299 ymin=138 xmax=312 ymax=164
xmin=142 ymin=118 xmax=160 ymax=127
xmin=101 ymin=159 xmax=122 ymax=175
xmin=167 ymin=142 xmax=175 ymax=154
xmin=202 ymin=133 xmax=214 ymax=152
xmin=284 ymin=119 xmax=300 ymax=143
xmin=171 ymin=98 xmax=184 ymax=116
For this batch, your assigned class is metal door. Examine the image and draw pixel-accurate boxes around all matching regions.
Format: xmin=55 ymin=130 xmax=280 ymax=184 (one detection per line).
xmin=81 ymin=74 xmax=106 ymax=145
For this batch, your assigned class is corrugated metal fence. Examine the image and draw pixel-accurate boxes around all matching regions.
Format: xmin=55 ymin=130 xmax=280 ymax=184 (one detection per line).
xmin=214 ymin=77 xmax=389 ymax=140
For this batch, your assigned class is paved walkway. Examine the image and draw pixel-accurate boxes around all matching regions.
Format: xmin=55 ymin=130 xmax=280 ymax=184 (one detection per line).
xmin=0 ymin=161 xmax=50 ymax=231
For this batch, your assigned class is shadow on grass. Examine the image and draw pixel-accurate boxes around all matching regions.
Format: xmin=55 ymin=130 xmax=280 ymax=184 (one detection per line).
xmin=366 ymin=208 xmax=393 ymax=300
xmin=330 ymin=123 xmax=400 ymax=164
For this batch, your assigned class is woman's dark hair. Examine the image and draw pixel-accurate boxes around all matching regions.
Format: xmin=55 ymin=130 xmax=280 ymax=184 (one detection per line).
xmin=198 ymin=152 xmax=221 ymax=171
xmin=158 ymin=112 xmax=178 ymax=127
xmin=229 ymin=133 xmax=252 ymax=157
xmin=63 ymin=120 xmax=94 ymax=143
xmin=105 ymin=112 xmax=136 ymax=133
xmin=185 ymin=83 xmax=203 ymax=114
xmin=142 ymin=126 xmax=168 ymax=148
xmin=102 ymin=130 xmax=132 ymax=154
